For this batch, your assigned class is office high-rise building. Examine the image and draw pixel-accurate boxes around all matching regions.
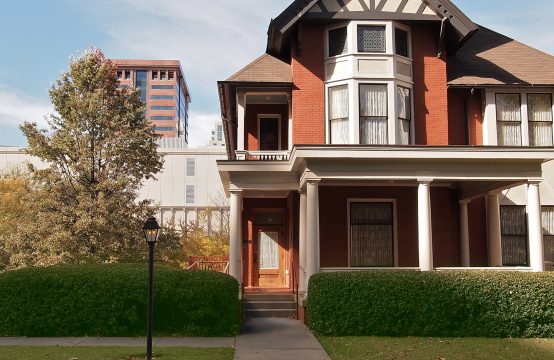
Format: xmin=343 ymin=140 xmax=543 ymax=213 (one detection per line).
xmin=112 ymin=60 xmax=191 ymax=142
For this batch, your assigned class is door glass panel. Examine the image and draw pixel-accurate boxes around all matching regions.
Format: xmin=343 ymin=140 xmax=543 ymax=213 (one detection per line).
xmin=259 ymin=231 xmax=279 ymax=269
xmin=259 ymin=118 xmax=279 ymax=150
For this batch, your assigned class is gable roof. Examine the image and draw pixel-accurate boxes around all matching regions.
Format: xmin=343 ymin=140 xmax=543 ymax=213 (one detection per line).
xmin=267 ymin=0 xmax=477 ymax=57
xmin=448 ymin=26 xmax=554 ymax=87
xmin=225 ymin=54 xmax=292 ymax=83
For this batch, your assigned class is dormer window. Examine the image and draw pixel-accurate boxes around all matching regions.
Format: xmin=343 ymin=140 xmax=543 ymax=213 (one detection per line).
xmin=329 ymin=26 xmax=348 ymax=57
xmin=357 ymin=25 xmax=386 ymax=53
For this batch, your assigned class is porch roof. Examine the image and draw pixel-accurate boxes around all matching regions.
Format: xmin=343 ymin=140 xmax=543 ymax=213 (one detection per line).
xmin=217 ymin=145 xmax=554 ymax=199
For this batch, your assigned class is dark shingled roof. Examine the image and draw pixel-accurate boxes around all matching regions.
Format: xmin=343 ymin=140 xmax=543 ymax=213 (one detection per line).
xmin=448 ymin=26 xmax=554 ymax=87
xmin=225 ymin=54 xmax=292 ymax=83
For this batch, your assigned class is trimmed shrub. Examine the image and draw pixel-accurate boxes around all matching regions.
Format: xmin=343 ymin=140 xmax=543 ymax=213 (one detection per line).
xmin=0 ymin=263 xmax=240 ymax=337
xmin=308 ymin=271 xmax=554 ymax=338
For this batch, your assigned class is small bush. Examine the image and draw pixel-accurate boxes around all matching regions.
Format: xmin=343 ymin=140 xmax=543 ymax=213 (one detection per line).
xmin=308 ymin=271 xmax=554 ymax=338
xmin=0 ymin=263 xmax=240 ymax=337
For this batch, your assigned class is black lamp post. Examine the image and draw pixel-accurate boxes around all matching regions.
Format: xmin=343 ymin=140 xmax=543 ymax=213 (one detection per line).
xmin=142 ymin=217 xmax=160 ymax=360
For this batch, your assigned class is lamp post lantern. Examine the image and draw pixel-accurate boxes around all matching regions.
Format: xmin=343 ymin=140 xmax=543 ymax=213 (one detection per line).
xmin=142 ymin=217 xmax=160 ymax=360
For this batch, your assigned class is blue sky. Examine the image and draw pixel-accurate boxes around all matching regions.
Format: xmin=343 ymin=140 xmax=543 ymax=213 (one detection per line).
xmin=0 ymin=0 xmax=552 ymax=147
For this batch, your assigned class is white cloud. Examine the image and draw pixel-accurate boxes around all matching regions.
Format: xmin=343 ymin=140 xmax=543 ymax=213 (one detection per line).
xmin=0 ymin=86 xmax=52 ymax=128
xmin=187 ymin=111 xmax=220 ymax=148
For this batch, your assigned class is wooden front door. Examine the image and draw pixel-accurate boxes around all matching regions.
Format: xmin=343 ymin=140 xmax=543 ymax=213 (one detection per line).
xmin=255 ymin=228 xmax=286 ymax=288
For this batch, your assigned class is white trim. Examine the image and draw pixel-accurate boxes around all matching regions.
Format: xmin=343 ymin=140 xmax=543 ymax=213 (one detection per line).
xmin=257 ymin=114 xmax=282 ymax=151
xmin=346 ymin=198 xmax=398 ymax=268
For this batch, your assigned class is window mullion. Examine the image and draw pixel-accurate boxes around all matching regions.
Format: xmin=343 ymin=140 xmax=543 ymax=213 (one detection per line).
xmin=521 ymin=93 xmax=530 ymax=146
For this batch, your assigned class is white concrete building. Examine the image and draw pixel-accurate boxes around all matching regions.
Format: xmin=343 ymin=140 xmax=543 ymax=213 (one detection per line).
xmin=0 ymin=146 xmax=228 ymax=232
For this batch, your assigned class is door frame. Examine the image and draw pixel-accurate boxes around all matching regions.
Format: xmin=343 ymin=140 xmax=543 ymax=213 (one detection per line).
xmin=250 ymin=208 xmax=288 ymax=288
xmin=257 ymin=114 xmax=282 ymax=151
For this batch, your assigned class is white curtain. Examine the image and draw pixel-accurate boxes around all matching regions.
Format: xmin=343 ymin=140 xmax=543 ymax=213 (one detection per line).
xmin=528 ymin=94 xmax=553 ymax=146
xmin=496 ymin=94 xmax=522 ymax=146
xmin=360 ymin=85 xmax=388 ymax=144
xmin=350 ymin=203 xmax=393 ymax=267
xmin=542 ymin=207 xmax=554 ymax=264
xmin=329 ymin=86 xmax=349 ymax=144
xmin=396 ymin=87 xmax=411 ymax=145
xmin=500 ymin=206 xmax=528 ymax=266
xmin=259 ymin=231 xmax=279 ymax=269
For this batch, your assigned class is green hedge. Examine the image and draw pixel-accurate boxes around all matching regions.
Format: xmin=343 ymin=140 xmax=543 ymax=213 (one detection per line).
xmin=308 ymin=271 xmax=554 ymax=338
xmin=0 ymin=263 xmax=240 ymax=337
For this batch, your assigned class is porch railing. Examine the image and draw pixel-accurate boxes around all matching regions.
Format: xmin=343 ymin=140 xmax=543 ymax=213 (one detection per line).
xmin=235 ymin=150 xmax=290 ymax=161
xmin=187 ymin=256 xmax=230 ymax=273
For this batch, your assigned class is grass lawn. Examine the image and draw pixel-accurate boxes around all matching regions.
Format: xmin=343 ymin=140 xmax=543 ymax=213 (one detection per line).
xmin=0 ymin=346 xmax=234 ymax=360
xmin=319 ymin=337 xmax=554 ymax=360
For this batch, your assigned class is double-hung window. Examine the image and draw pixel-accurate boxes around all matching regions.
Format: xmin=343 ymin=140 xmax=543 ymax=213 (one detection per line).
xmin=329 ymin=85 xmax=349 ymax=144
xmin=542 ymin=207 xmax=554 ymax=268
xmin=500 ymin=206 xmax=528 ymax=266
xmin=528 ymin=94 xmax=553 ymax=146
xmin=350 ymin=202 xmax=394 ymax=267
xmin=496 ymin=94 xmax=522 ymax=146
xmin=397 ymin=87 xmax=411 ymax=144
xmin=359 ymin=84 xmax=388 ymax=144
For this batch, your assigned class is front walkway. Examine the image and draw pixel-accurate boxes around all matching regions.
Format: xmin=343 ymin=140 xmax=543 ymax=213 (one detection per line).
xmin=234 ymin=318 xmax=330 ymax=360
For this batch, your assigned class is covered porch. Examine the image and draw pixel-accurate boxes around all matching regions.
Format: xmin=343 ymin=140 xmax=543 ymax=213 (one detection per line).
xmin=218 ymin=146 xmax=553 ymax=295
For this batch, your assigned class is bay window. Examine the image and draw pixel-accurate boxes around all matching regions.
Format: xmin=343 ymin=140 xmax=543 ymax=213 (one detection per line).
xmin=357 ymin=25 xmax=386 ymax=53
xmin=397 ymin=86 xmax=411 ymax=145
xmin=329 ymin=26 xmax=348 ymax=57
xmin=359 ymin=84 xmax=388 ymax=145
xmin=329 ymin=85 xmax=349 ymax=144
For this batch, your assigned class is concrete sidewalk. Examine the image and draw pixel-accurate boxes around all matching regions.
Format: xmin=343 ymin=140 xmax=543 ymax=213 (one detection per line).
xmin=234 ymin=318 xmax=331 ymax=360
xmin=0 ymin=336 xmax=235 ymax=348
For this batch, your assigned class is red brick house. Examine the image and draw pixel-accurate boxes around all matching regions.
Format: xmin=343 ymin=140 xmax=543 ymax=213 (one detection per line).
xmin=217 ymin=0 xmax=554 ymax=316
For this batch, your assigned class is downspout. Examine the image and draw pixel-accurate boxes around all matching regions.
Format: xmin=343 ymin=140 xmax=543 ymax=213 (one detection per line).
xmin=437 ymin=17 xmax=448 ymax=58
xmin=464 ymin=88 xmax=475 ymax=145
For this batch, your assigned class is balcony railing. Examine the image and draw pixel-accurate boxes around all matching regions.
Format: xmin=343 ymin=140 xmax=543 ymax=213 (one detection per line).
xmin=235 ymin=150 xmax=290 ymax=161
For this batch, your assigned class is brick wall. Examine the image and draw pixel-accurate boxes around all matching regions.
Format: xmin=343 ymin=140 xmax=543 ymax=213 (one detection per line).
xmin=468 ymin=197 xmax=488 ymax=266
xmin=412 ymin=24 xmax=449 ymax=145
xmin=447 ymin=88 xmax=484 ymax=145
xmin=291 ymin=22 xmax=326 ymax=145
xmin=318 ymin=185 xmax=461 ymax=268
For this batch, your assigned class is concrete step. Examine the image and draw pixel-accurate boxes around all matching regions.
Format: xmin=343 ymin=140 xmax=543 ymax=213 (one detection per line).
xmin=244 ymin=309 xmax=297 ymax=318
xmin=243 ymin=293 xmax=295 ymax=301
xmin=244 ymin=300 xmax=297 ymax=310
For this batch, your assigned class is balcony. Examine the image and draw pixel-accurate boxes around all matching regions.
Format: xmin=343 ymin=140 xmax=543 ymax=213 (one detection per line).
xmin=235 ymin=150 xmax=290 ymax=161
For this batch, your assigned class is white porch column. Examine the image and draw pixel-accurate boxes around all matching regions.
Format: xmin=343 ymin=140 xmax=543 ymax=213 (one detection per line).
xmin=459 ymin=200 xmax=471 ymax=267
xmin=306 ymin=180 xmax=320 ymax=288
xmin=298 ymin=191 xmax=307 ymax=293
xmin=486 ymin=193 xmax=503 ymax=267
xmin=528 ymin=181 xmax=545 ymax=272
xmin=236 ymin=93 xmax=245 ymax=151
xmin=229 ymin=190 xmax=243 ymax=283
xmin=418 ymin=179 xmax=433 ymax=271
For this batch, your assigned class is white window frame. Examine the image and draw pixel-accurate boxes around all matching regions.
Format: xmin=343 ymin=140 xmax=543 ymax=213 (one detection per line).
xmin=393 ymin=24 xmax=412 ymax=59
xmin=347 ymin=198 xmax=398 ymax=268
xmin=326 ymin=22 xmax=351 ymax=59
xmin=483 ymin=89 xmax=554 ymax=146
xmin=257 ymin=114 xmax=282 ymax=151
